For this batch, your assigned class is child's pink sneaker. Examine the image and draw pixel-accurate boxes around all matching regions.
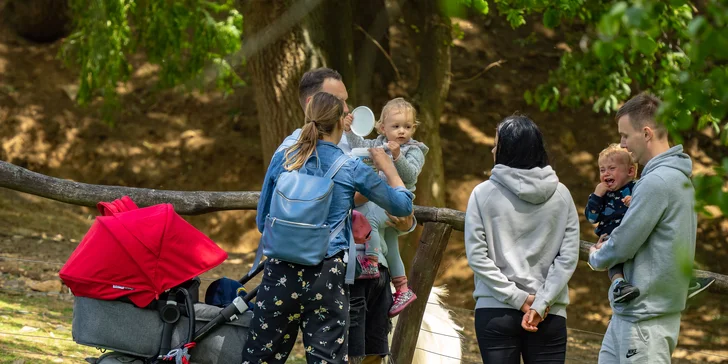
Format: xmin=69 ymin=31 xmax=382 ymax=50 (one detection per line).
xmin=356 ymin=255 xmax=380 ymax=279
xmin=389 ymin=288 xmax=417 ymax=317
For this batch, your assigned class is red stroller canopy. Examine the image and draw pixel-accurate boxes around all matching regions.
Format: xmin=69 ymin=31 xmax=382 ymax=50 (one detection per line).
xmin=60 ymin=198 xmax=228 ymax=307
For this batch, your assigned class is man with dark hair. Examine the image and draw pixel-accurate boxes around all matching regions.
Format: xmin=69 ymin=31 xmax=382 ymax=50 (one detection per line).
xmin=298 ymin=67 xmax=345 ymax=110
xmin=588 ymin=92 xmax=703 ymax=363
xmin=277 ymin=67 xmax=352 ymax=153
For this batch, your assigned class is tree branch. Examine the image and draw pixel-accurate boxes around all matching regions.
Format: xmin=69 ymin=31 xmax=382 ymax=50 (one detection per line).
xmin=354 ymin=24 xmax=401 ymax=81
xmin=0 ymin=161 xmax=258 ymax=215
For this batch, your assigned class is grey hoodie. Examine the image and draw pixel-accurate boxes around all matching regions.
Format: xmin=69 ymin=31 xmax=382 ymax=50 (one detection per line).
xmin=589 ymin=145 xmax=696 ymax=322
xmin=464 ymin=165 xmax=580 ymax=318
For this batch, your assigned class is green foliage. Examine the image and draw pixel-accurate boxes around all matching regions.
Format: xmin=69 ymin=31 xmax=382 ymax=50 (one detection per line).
xmin=493 ymin=0 xmax=593 ymax=29
xmin=61 ymin=0 xmax=243 ymax=120
xmin=497 ymin=0 xmax=728 ymax=214
xmin=693 ymin=158 xmax=728 ymax=216
xmin=441 ymin=0 xmax=490 ymax=18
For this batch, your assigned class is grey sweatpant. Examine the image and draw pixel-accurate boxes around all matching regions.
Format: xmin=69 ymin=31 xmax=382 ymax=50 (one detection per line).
xmin=598 ymin=312 xmax=681 ymax=363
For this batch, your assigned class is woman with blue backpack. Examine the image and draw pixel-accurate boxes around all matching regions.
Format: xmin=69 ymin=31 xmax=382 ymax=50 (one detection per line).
xmin=241 ymin=91 xmax=414 ymax=364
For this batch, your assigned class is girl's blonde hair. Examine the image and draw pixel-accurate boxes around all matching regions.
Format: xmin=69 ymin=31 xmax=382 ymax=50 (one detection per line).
xmin=284 ymin=92 xmax=345 ymax=171
xmin=376 ymin=97 xmax=419 ymax=134
xmin=598 ymin=143 xmax=638 ymax=171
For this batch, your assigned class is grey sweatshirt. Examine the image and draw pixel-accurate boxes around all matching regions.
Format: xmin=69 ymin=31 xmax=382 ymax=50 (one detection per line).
xmin=464 ymin=165 xmax=580 ymax=318
xmin=345 ymin=133 xmax=429 ymax=192
xmin=589 ymin=145 xmax=696 ymax=322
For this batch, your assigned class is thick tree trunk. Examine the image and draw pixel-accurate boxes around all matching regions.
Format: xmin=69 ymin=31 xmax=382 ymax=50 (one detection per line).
xmin=398 ymin=0 xmax=452 ymax=274
xmin=243 ymin=0 xmax=312 ymax=166
xmin=304 ymin=0 xmax=356 ymax=105
xmin=411 ymin=0 xmax=451 ymax=209
xmin=352 ymin=0 xmax=392 ymax=108
xmin=5 ymin=0 xmax=70 ymax=43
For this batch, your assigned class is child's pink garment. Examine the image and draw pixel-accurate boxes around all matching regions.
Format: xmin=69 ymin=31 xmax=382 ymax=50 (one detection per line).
xmin=352 ymin=210 xmax=372 ymax=244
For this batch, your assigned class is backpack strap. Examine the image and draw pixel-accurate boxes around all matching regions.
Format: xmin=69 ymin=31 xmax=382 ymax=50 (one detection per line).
xmin=324 ymin=154 xmax=350 ymax=179
xmin=326 ymin=209 xmax=357 ymax=285
xmin=345 ymin=214 xmax=357 ymax=285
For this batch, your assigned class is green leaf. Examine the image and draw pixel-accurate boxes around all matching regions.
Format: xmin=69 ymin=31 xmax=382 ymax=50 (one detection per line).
xmin=593 ymin=40 xmax=614 ymax=61
xmin=687 ymin=16 xmax=706 ymax=37
xmin=675 ymin=110 xmax=693 ymax=131
xmin=624 ymin=7 xmax=646 ymax=28
xmin=471 ymin=0 xmax=489 ymax=15
xmin=543 ymin=8 xmax=561 ymax=29
xmin=634 ymin=35 xmax=658 ymax=55
xmin=524 ymin=90 xmax=533 ymax=105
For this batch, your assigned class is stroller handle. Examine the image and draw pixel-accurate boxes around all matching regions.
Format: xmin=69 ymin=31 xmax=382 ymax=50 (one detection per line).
xmin=192 ymin=286 xmax=259 ymax=343
xmin=239 ymin=258 xmax=267 ymax=286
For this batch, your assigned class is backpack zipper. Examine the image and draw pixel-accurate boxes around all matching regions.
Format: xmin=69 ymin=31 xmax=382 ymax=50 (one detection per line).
xmin=271 ymin=217 xmax=329 ymax=228
xmin=276 ymin=183 xmax=334 ymax=202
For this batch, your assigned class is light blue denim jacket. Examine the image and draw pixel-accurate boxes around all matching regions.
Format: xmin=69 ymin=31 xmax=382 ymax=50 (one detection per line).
xmin=257 ymin=140 xmax=415 ymax=257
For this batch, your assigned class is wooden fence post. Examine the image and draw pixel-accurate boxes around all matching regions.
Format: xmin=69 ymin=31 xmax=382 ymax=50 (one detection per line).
xmin=390 ymin=222 xmax=453 ymax=364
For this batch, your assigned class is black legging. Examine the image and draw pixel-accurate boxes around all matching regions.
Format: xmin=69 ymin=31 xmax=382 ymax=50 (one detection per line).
xmin=475 ymin=308 xmax=567 ymax=364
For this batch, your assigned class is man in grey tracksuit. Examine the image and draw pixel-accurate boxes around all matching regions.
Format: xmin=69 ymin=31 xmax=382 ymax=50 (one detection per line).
xmin=589 ymin=93 xmax=697 ymax=363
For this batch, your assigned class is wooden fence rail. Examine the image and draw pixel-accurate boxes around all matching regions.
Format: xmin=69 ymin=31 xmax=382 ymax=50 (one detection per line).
xmin=1 ymin=160 xmax=726 ymax=363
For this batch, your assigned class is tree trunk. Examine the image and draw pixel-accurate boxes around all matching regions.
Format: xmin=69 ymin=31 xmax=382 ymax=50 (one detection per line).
xmin=411 ymin=0 xmax=451 ymax=209
xmin=352 ymin=0 xmax=392 ymax=108
xmin=397 ymin=0 xmax=451 ymax=274
xmin=5 ymin=0 xmax=70 ymax=43
xmin=243 ymin=0 xmax=312 ymax=166
xmin=304 ymin=0 xmax=357 ymax=105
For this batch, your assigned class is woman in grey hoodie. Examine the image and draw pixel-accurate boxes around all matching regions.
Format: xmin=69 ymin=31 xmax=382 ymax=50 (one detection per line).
xmin=464 ymin=115 xmax=580 ymax=364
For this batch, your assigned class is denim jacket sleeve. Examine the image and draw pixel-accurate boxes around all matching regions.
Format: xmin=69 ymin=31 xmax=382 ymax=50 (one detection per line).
xmin=351 ymin=159 xmax=414 ymax=217
xmin=257 ymin=152 xmax=285 ymax=232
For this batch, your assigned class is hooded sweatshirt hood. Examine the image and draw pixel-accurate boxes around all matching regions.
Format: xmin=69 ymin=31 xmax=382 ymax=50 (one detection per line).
xmin=489 ymin=164 xmax=559 ymax=204
xmin=641 ymin=145 xmax=692 ymax=179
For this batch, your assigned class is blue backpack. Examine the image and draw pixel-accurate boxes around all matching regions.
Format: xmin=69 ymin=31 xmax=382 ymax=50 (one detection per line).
xmin=249 ymin=153 xmax=357 ymax=283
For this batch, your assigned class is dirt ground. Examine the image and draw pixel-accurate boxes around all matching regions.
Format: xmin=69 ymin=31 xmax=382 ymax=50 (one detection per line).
xmin=1 ymin=3 xmax=727 ymax=363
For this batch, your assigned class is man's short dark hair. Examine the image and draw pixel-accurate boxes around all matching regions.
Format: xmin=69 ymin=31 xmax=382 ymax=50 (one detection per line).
xmin=615 ymin=92 xmax=665 ymax=137
xmin=298 ymin=68 xmax=342 ymax=111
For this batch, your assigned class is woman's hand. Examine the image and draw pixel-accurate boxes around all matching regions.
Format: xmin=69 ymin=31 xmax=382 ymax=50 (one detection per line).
xmin=520 ymin=294 xmax=535 ymax=313
xmin=370 ymin=148 xmax=392 ymax=170
xmin=369 ymin=148 xmax=404 ymax=188
xmin=521 ymin=309 xmax=544 ymax=332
